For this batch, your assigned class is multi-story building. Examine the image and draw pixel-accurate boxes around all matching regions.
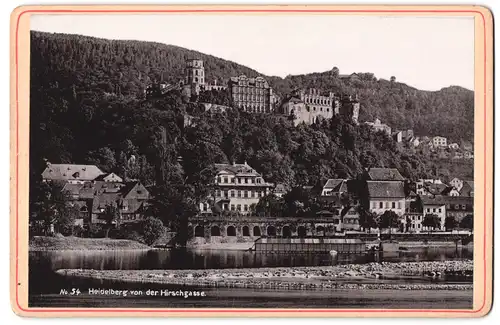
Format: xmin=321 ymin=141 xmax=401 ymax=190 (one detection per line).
xmin=364 ymin=118 xmax=392 ymax=136
xmin=280 ymin=89 xmax=359 ymax=126
xmin=363 ymin=168 xmax=406 ymax=216
xmin=432 ymin=136 xmax=448 ymax=147
xmin=421 ymin=196 xmax=446 ymax=231
xmin=444 ymin=196 xmax=473 ymax=221
xmin=228 ymin=75 xmax=274 ymax=113
xmin=200 ymin=162 xmax=274 ymax=214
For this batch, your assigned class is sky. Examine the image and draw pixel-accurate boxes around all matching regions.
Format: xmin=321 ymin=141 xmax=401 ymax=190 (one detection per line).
xmin=30 ymin=14 xmax=475 ymax=91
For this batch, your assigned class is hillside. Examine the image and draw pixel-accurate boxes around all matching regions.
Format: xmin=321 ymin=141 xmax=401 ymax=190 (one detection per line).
xmin=29 ymin=31 xmax=473 ymax=184
xmin=31 ymin=31 xmax=474 ymax=143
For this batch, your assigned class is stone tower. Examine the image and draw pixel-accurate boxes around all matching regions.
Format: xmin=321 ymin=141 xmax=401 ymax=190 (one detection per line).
xmin=185 ymin=59 xmax=205 ymax=95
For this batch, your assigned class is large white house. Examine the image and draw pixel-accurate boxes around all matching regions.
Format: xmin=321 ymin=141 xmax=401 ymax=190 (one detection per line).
xmin=200 ymin=162 xmax=274 ymax=214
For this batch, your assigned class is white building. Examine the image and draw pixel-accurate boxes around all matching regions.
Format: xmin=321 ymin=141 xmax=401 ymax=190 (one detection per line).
xmin=200 ymin=162 xmax=274 ymax=215
xmin=432 ymin=136 xmax=448 ymax=148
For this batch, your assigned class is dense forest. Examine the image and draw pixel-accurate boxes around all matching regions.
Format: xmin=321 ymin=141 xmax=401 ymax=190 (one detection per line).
xmin=31 ymin=31 xmax=474 ymax=142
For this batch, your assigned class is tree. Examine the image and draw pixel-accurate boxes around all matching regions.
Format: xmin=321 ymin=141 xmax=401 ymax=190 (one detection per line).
xmin=422 ymin=213 xmax=441 ymax=232
xmin=102 ymin=203 xmax=120 ymax=237
xmin=379 ymin=210 xmax=399 ymax=235
xmin=331 ymin=67 xmax=340 ymax=78
xmin=30 ymin=180 xmax=76 ymax=235
xmin=254 ymin=194 xmax=284 ymax=217
xmin=444 ymin=216 xmax=458 ymax=231
xmin=459 ymin=214 xmax=473 ymax=231
xmin=141 ymin=216 xmax=165 ymax=246
xmin=357 ymin=206 xmax=377 ymax=232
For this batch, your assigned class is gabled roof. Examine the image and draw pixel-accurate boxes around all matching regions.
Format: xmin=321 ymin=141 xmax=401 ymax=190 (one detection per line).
xmin=367 ymin=181 xmax=405 ymax=198
xmin=421 ymin=195 xmax=473 ymax=208
xmin=42 ymin=164 xmax=105 ymax=181
xmin=460 ymin=181 xmax=474 ymax=195
xmin=94 ymin=172 xmax=123 ymax=182
xmin=366 ymin=168 xmax=404 ymax=181
xmin=62 ymin=183 xmax=84 ymax=196
xmin=424 ymin=183 xmax=448 ymax=195
xmin=323 ymin=179 xmax=344 ymax=190
xmin=214 ymin=163 xmax=259 ymax=176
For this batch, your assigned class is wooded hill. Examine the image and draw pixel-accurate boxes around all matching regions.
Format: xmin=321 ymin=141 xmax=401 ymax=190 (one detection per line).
xmin=31 ymin=31 xmax=474 ymax=143
xmin=30 ymin=31 xmax=473 ymax=189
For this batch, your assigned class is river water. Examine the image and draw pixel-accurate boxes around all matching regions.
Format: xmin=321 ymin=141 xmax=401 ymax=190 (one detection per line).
xmin=28 ymin=247 xmax=473 ymax=309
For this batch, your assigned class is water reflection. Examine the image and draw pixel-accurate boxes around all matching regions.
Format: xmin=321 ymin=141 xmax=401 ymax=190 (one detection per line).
xmin=30 ymin=246 xmax=473 ymax=272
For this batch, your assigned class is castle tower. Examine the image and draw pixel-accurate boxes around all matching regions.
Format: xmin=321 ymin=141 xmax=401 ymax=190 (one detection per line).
xmin=185 ymin=59 xmax=205 ymax=94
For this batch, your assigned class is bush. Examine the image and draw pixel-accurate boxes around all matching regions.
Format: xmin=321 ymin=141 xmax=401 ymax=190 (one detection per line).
xmin=141 ymin=217 xmax=165 ymax=246
xmin=72 ymin=225 xmax=85 ymax=237
xmin=88 ymin=223 xmax=106 ymax=238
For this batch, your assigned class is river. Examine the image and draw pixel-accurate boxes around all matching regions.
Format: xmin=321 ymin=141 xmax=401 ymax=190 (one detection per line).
xmin=28 ymin=247 xmax=473 ymax=309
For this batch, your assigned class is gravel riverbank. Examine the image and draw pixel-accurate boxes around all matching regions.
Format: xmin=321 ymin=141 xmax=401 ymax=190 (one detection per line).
xmin=57 ymin=260 xmax=472 ymax=291
xmin=29 ymin=236 xmax=150 ymax=251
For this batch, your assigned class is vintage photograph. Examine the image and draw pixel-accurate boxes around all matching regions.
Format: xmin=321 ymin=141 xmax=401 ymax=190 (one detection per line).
xmin=27 ymin=12 xmax=476 ymax=310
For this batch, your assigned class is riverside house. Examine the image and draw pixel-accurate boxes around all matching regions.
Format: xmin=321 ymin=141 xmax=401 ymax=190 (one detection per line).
xmin=364 ymin=168 xmax=406 ymax=216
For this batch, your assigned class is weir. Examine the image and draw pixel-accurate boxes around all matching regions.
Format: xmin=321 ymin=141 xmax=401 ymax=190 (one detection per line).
xmin=253 ymin=237 xmax=366 ymax=254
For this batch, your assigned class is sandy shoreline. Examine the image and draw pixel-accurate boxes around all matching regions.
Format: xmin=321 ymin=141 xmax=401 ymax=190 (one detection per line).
xmin=57 ymin=260 xmax=473 ymax=291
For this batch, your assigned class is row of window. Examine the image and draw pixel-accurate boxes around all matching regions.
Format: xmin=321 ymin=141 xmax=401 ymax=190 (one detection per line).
xmin=214 ymin=189 xmax=266 ymax=198
xmin=303 ymin=97 xmax=332 ymax=106
xmin=193 ymin=70 xmax=204 ymax=76
xmin=306 ymin=105 xmax=331 ymax=113
xmin=233 ymin=94 xmax=267 ymax=102
xmin=238 ymin=103 xmax=270 ymax=113
xmin=232 ymin=84 xmax=268 ymax=91
xmin=193 ymin=77 xmax=204 ymax=84
xmin=425 ymin=208 xmax=443 ymax=213
xmin=217 ymin=176 xmax=262 ymax=184
xmin=372 ymin=201 xmax=403 ymax=209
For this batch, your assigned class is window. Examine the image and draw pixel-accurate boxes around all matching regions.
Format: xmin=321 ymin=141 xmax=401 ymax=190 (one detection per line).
xmin=256 ymin=178 xmax=261 ymax=184
xmin=223 ymin=203 xmax=228 ymax=211
xmin=427 ymin=208 xmax=430 ymax=213
xmin=223 ymin=177 xmax=228 ymax=183
xmin=392 ymin=202 xmax=396 ymax=209
xmin=244 ymin=205 xmax=248 ymax=212
xmin=244 ymin=191 xmax=248 ymax=198
xmin=215 ymin=190 xmax=220 ymax=197
xmin=230 ymin=204 xmax=235 ymax=211
xmin=462 ymin=204 xmax=466 ymax=210
xmin=438 ymin=208 xmax=442 ymax=213
xmin=224 ymin=191 xmax=228 ymax=198
xmin=379 ymin=202 xmax=383 ymax=209
xmin=253 ymin=191 xmax=257 ymax=198
xmin=433 ymin=208 xmax=436 ymax=213
xmin=230 ymin=190 xmax=235 ymax=198
xmin=237 ymin=204 xmax=241 ymax=211
xmin=385 ymin=202 xmax=390 ymax=208
xmin=238 ymin=190 xmax=241 ymax=198
xmin=455 ymin=204 xmax=460 ymax=209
